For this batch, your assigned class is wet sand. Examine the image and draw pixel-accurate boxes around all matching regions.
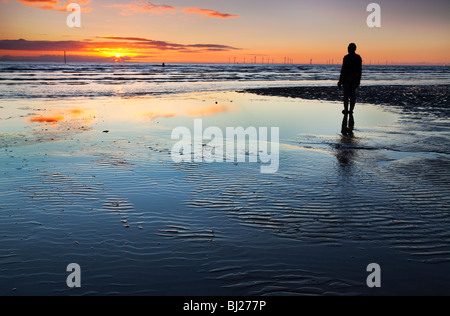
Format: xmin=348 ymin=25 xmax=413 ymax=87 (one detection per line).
xmin=0 ymin=90 xmax=449 ymax=296
xmin=243 ymin=85 xmax=450 ymax=116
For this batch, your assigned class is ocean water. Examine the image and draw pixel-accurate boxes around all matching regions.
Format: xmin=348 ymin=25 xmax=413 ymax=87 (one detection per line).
xmin=0 ymin=62 xmax=449 ymax=99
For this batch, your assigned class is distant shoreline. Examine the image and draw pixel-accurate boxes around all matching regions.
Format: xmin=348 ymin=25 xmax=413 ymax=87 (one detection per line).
xmin=242 ymin=85 xmax=450 ymax=116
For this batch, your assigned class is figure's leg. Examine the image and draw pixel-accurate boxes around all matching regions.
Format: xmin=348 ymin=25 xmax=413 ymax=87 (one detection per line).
xmin=349 ymin=86 xmax=356 ymax=113
xmin=343 ymin=85 xmax=350 ymax=113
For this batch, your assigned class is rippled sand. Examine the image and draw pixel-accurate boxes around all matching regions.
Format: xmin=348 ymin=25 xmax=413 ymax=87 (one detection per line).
xmin=0 ymin=90 xmax=449 ymax=295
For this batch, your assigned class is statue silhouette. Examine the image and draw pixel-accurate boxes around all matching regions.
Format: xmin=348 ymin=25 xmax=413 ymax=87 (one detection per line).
xmin=338 ymin=43 xmax=362 ymax=114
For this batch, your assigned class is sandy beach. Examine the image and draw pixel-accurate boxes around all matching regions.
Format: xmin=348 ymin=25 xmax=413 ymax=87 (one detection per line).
xmin=244 ymin=85 xmax=450 ymax=116
xmin=1 ymin=83 xmax=449 ymax=295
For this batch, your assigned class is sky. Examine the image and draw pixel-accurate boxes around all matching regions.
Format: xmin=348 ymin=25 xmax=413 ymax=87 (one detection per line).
xmin=0 ymin=0 xmax=449 ymax=64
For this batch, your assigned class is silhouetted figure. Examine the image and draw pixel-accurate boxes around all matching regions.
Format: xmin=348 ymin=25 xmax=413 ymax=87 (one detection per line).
xmin=338 ymin=43 xmax=362 ymax=114
xmin=162 ymin=63 xmax=166 ymax=67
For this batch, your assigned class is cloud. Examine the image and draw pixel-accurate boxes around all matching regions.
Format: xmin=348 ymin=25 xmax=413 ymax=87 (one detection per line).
xmin=0 ymin=37 xmax=241 ymax=60
xmin=0 ymin=54 xmax=121 ymax=62
xmin=16 ymin=0 xmax=91 ymax=12
xmin=98 ymin=36 xmax=186 ymax=51
xmin=108 ymin=0 xmax=238 ymax=19
xmin=0 ymin=39 xmax=87 ymax=51
xmin=182 ymin=7 xmax=238 ymax=19
xmin=107 ymin=1 xmax=176 ymax=16
xmin=100 ymin=36 xmax=240 ymax=52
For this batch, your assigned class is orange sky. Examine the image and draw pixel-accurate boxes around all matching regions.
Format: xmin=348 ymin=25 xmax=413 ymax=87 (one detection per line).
xmin=0 ymin=0 xmax=449 ymax=64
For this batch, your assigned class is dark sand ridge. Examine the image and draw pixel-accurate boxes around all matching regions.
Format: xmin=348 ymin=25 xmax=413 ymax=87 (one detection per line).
xmin=243 ymin=85 xmax=450 ymax=116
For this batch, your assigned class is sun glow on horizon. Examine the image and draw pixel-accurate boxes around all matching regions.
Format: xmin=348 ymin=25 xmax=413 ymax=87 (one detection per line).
xmin=91 ymin=46 xmax=138 ymax=60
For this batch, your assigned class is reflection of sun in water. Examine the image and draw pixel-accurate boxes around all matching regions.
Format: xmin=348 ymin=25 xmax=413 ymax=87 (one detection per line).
xmin=28 ymin=108 xmax=96 ymax=127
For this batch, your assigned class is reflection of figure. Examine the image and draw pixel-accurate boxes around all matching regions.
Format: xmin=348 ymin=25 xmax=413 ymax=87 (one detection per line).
xmin=338 ymin=43 xmax=362 ymax=114
xmin=336 ymin=114 xmax=357 ymax=169
xmin=341 ymin=112 xmax=355 ymax=136
xmin=336 ymin=137 xmax=355 ymax=167
xmin=336 ymin=113 xmax=356 ymax=168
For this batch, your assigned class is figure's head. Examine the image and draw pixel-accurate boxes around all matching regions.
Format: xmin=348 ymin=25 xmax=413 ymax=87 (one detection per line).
xmin=348 ymin=43 xmax=357 ymax=53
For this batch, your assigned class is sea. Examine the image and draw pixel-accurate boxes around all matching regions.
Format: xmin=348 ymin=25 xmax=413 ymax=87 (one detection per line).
xmin=0 ymin=62 xmax=449 ymax=99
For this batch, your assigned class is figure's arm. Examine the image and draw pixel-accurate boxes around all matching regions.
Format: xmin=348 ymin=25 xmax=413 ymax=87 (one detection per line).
xmin=338 ymin=57 xmax=345 ymax=88
xmin=356 ymin=57 xmax=362 ymax=87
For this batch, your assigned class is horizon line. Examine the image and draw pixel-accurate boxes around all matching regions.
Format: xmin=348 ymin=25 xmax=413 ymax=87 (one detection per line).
xmin=0 ymin=59 xmax=447 ymax=66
